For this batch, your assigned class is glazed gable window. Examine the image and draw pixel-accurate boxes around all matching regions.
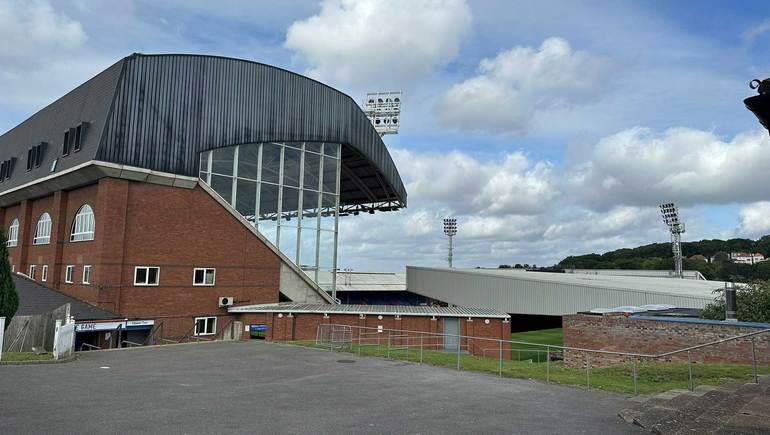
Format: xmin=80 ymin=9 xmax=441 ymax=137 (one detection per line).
xmin=71 ymin=204 xmax=95 ymax=241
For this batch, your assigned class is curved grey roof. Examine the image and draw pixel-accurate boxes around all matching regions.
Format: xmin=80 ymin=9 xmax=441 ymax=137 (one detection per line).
xmin=0 ymin=53 xmax=406 ymax=209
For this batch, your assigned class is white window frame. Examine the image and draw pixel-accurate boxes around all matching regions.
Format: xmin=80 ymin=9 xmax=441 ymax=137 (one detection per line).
xmin=41 ymin=265 xmax=48 ymax=282
xmin=7 ymin=218 xmax=19 ymax=247
xmin=33 ymin=212 xmax=52 ymax=245
xmin=28 ymin=264 xmax=36 ymax=280
xmin=194 ymin=317 xmax=216 ymax=336
xmin=70 ymin=204 xmax=95 ymax=242
xmin=193 ymin=267 xmax=216 ymax=286
xmin=82 ymin=265 xmax=91 ymax=284
xmin=134 ymin=266 xmax=160 ymax=286
xmin=65 ymin=265 xmax=74 ymax=283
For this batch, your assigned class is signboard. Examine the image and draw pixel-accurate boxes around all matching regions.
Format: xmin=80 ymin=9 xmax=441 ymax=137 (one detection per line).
xmin=75 ymin=321 xmax=125 ymax=332
xmin=126 ymin=320 xmax=154 ymax=328
xmin=249 ymin=324 xmax=267 ymax=332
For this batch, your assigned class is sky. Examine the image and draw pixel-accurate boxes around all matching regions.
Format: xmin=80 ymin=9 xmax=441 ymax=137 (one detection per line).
xmin=2 ymin=0 xmax=770 ymax=271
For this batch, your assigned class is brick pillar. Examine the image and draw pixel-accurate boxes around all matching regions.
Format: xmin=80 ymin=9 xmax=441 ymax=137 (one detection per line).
xmin=95 ymin=178 xmax=129 ymax=313
xmin=286 ymin=314 xmax=295 ymax=341
xmin=466 ymin=318 xmax=474 ymax=354
xmin=50 ymin=190 xmax=68 ymax=290
xmin=358 ymin=314 xmax=366 ymax=341
xmin=17 ymin=199 xmax=32 ymax=273
xmin=394 ymin=315 xmax=402 ymax=345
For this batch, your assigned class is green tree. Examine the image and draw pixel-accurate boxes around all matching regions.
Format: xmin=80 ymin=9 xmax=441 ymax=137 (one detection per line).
xmin=701 ymin=281 xmax=770 ymax=323
xmin=0 ymin=228 xmax=18 ymax=330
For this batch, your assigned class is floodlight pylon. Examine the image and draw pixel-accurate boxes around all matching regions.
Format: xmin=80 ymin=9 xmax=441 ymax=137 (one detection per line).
xmin=443 ymin=218 xmax=458 ymax=268
xmin=659 ymin=203 xmax=686 ymax=278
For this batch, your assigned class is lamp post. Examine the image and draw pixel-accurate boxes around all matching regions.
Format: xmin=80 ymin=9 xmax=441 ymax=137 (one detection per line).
xmin=443 ymin=218 xmax=457 ymax=268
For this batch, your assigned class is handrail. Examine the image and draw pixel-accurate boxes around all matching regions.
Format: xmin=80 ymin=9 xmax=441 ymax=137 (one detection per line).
xmin=317 ymin=323 xmax=769 ymax=394
xmin=120 ymin=340 xmax=143 ymax=347
xmin=656 ymin=327 xmax=770 ymax=357
xmin=79 ymin=343 xmax=102 ymax=351
xmin=320 ymin=323 xmax=770 ymax=360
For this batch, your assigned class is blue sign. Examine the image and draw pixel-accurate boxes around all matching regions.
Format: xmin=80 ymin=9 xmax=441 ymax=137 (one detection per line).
xmin=250 ymin=324 xmax=267 ymax=332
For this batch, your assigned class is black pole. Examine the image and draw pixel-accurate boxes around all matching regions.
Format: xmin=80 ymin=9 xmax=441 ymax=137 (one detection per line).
xmin=725 ymin=282 xmax=737 ymax=322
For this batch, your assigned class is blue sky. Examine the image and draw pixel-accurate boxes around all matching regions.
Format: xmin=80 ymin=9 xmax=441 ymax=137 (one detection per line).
xmin=2 ymin=0 xmax=770 ymax=271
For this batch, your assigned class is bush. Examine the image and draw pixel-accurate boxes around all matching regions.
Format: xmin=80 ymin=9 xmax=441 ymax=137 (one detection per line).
xmin=0 ymin=228 xmax=18 ymax=330
xmin=701 ymin=280 xmax=770 ymax=323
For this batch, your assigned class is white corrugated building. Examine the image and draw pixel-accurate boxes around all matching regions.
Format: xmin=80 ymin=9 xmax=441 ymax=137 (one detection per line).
xmin=406 ymin=266 xmax=725 ymax=316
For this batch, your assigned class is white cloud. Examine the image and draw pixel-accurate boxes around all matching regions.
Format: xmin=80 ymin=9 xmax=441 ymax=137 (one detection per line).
xmin=743 ymin=19 xmax=770 ymax=42
xmin=0 ymin=0 xmax=87 ymax=70
xmin=391 ymin=148 xmax=557 ymax=216
xmin=737 ymin=202 xmax=770 ymax=237
xmin=435 ymin=37 xmax=607 ymax=135
xmin=566 ymin=127 xmax=770 ymax=209
xmin=284 ymin=0 xmax=471 ymax=86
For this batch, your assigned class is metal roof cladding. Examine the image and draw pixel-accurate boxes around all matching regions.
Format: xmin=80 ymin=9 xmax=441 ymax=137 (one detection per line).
xmin=0 ymin=53 xmax=406 ymax=209
xmin=228 ymin=302 xmax=511 ymax=319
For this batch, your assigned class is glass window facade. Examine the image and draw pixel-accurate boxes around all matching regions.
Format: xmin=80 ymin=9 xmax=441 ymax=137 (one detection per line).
xmin=199 ymin=142 xmax=341 ymax=288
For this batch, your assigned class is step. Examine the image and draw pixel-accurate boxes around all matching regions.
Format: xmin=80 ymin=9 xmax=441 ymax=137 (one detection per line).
xmin=650 ymin=390 xmax=734 ymax=434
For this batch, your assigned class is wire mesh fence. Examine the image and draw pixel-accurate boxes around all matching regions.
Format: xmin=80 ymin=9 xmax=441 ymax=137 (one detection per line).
xmin=310 ymin=323 xmax=770 ymax=396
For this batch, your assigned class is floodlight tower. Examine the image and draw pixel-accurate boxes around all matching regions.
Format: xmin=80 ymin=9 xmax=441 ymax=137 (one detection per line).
xmin=659 ymin=203 xmax=686 ymax=279
xmin=443 ymin=218 xmax=458 ymax=268
xmin=363 ymin=91 xmax=402 ymax=137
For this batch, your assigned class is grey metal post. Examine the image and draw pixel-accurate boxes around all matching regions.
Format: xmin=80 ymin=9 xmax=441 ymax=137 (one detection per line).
xmin=406 ymin=334 xmax=410 ymax=360
xmin=751 ymin=336 xmax=758 ymax=384
xmin=632 ymin=357 xmax=638 ymax=396
xmin=420 ymin=333 xmax=424 ymax=365
xmin=456 ymin=334 xmax=461 ymax=370
xmin=687 ymin=350 xmax=693 ymax=391
xmin=546 ymin=345 xmax=550 ymax=383
xmin=387 ymin=332 xmax=391 ymax=359
xmin=329 ymin=326 xmax=333 ymax=352
xmin=586 ymin=352 xmax=591 ymax=390
xmin=498 ymin=341 xmax=503 ymax=377
xmin=358 ymin=328 xmax=362 ymax=356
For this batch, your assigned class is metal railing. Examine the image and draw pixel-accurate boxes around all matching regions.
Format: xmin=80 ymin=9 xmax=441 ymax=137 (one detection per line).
xmin=314 ymin=323 xmax=770 ymax=395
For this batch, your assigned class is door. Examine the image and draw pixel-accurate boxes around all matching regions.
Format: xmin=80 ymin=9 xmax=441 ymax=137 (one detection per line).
xmin=444 ymin=317 xmax=459 ymax=351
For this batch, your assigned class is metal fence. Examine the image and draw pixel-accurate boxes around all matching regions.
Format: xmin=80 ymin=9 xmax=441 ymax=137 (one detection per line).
xmin=315 ymin=323 xmax=770 ymax=395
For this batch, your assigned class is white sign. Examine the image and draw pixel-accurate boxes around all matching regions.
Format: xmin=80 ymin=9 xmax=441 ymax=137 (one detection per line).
xmin=126 ymin=320 xmax=154 ymax=327
xmin=75 ymin=321 xmax=125 ymax=332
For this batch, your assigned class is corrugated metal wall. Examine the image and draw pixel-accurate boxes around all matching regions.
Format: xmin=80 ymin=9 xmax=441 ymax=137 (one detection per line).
xmin=407 ymin=267 xmax=713 ymax=316
xmin=97 ymin=54 xmax=406 ymax=204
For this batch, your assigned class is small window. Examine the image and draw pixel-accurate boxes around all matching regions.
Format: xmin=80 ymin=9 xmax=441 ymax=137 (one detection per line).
xmin=28 ymin=265 xmax=37 ymax=280
xmin=82 ymin=265 xmax=91 ymax=284
xmin=72 ymin=124 xmax=84 ymax=153
xmin=65 ymin=265 xmax=74 ymax=283
xmin=7 ymin=218 xmax=19 ymax=247
xmin=71 ymin=204 xmax=95 ymax=241
xmin=62 ymin=130 xmax=70 ymax=156
xmin=42 ymin=265 xmax=48 ymax=282
xmin=193 ymin=268 xmax=216 ymax=286
xmin=134 ymin=266 xmax=159 ymax=286
xmin=33 ymin=212 xmax=52 ymax=245
xmin=194 ymin=317 xmax=216 ymax=336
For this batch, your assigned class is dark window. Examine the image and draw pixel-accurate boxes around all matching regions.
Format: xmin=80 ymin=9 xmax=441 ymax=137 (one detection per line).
xmin=62 ymin=130 xmax=70 ymax=156
xmin=26 ymin=148 xmax=33 ymax=171
xmin=34 ymin=143 xmax=45 ymax=168
xmin=73 ymin=124 xmax=82 ymax=152
xmin=0 ymin=162 xmax=6 ymax=182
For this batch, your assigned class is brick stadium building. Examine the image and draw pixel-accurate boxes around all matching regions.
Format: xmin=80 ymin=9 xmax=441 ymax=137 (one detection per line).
xmin=0 ymin=53 xmax=430 ymax=348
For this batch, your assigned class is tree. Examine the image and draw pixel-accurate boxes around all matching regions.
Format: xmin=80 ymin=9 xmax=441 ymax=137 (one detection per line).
xmin=0 ymin=228 xmax=17 ymax=330
xmin=701 ymin=281 xmax=770 ymax=323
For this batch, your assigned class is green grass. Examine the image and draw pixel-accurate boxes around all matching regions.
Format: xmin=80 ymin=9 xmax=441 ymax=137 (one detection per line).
xmin=294 ymin=340 xmax=769 ymax=395
xmin=1 ymin=352 xmax=53 ymax=362
xmin=508 ymin=328 xmax=563 ymax=362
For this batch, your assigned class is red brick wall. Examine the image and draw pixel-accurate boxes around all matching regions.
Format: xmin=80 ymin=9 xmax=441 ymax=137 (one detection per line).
xmin=563 ymin=314 xmax=770 ymax=367
xmin=0 ymin=177 xmax=284 ymax=342
xmin=236 ymin=312 xmax=511 ymax=358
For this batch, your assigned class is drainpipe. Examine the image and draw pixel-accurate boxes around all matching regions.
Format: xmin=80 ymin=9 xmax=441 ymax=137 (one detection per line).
xmin=725 ymin=282 xmax=737 ymax=322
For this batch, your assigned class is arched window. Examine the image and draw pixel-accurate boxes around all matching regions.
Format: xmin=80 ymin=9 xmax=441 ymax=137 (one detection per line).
xmin=33 ymin=212 xmax=52 ymax=245
xmin=6 ymin=218 xmax=19 ymax=247
xmin=70 ymin=204 xmax=95 ymax=242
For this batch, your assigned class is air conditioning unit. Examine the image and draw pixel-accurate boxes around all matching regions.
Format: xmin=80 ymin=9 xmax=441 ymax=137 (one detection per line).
xmin=218 ymin=297 xmax=234 ymax=307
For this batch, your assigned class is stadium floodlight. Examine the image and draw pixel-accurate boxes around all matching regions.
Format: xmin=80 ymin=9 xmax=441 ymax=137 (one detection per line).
xmin=659 ymin=202 xmax=686 ymax=279
xmin=443 ymin=218 xmax=458 ymax=268
xmin=363 ymin=91 xmax=402 ymax=136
